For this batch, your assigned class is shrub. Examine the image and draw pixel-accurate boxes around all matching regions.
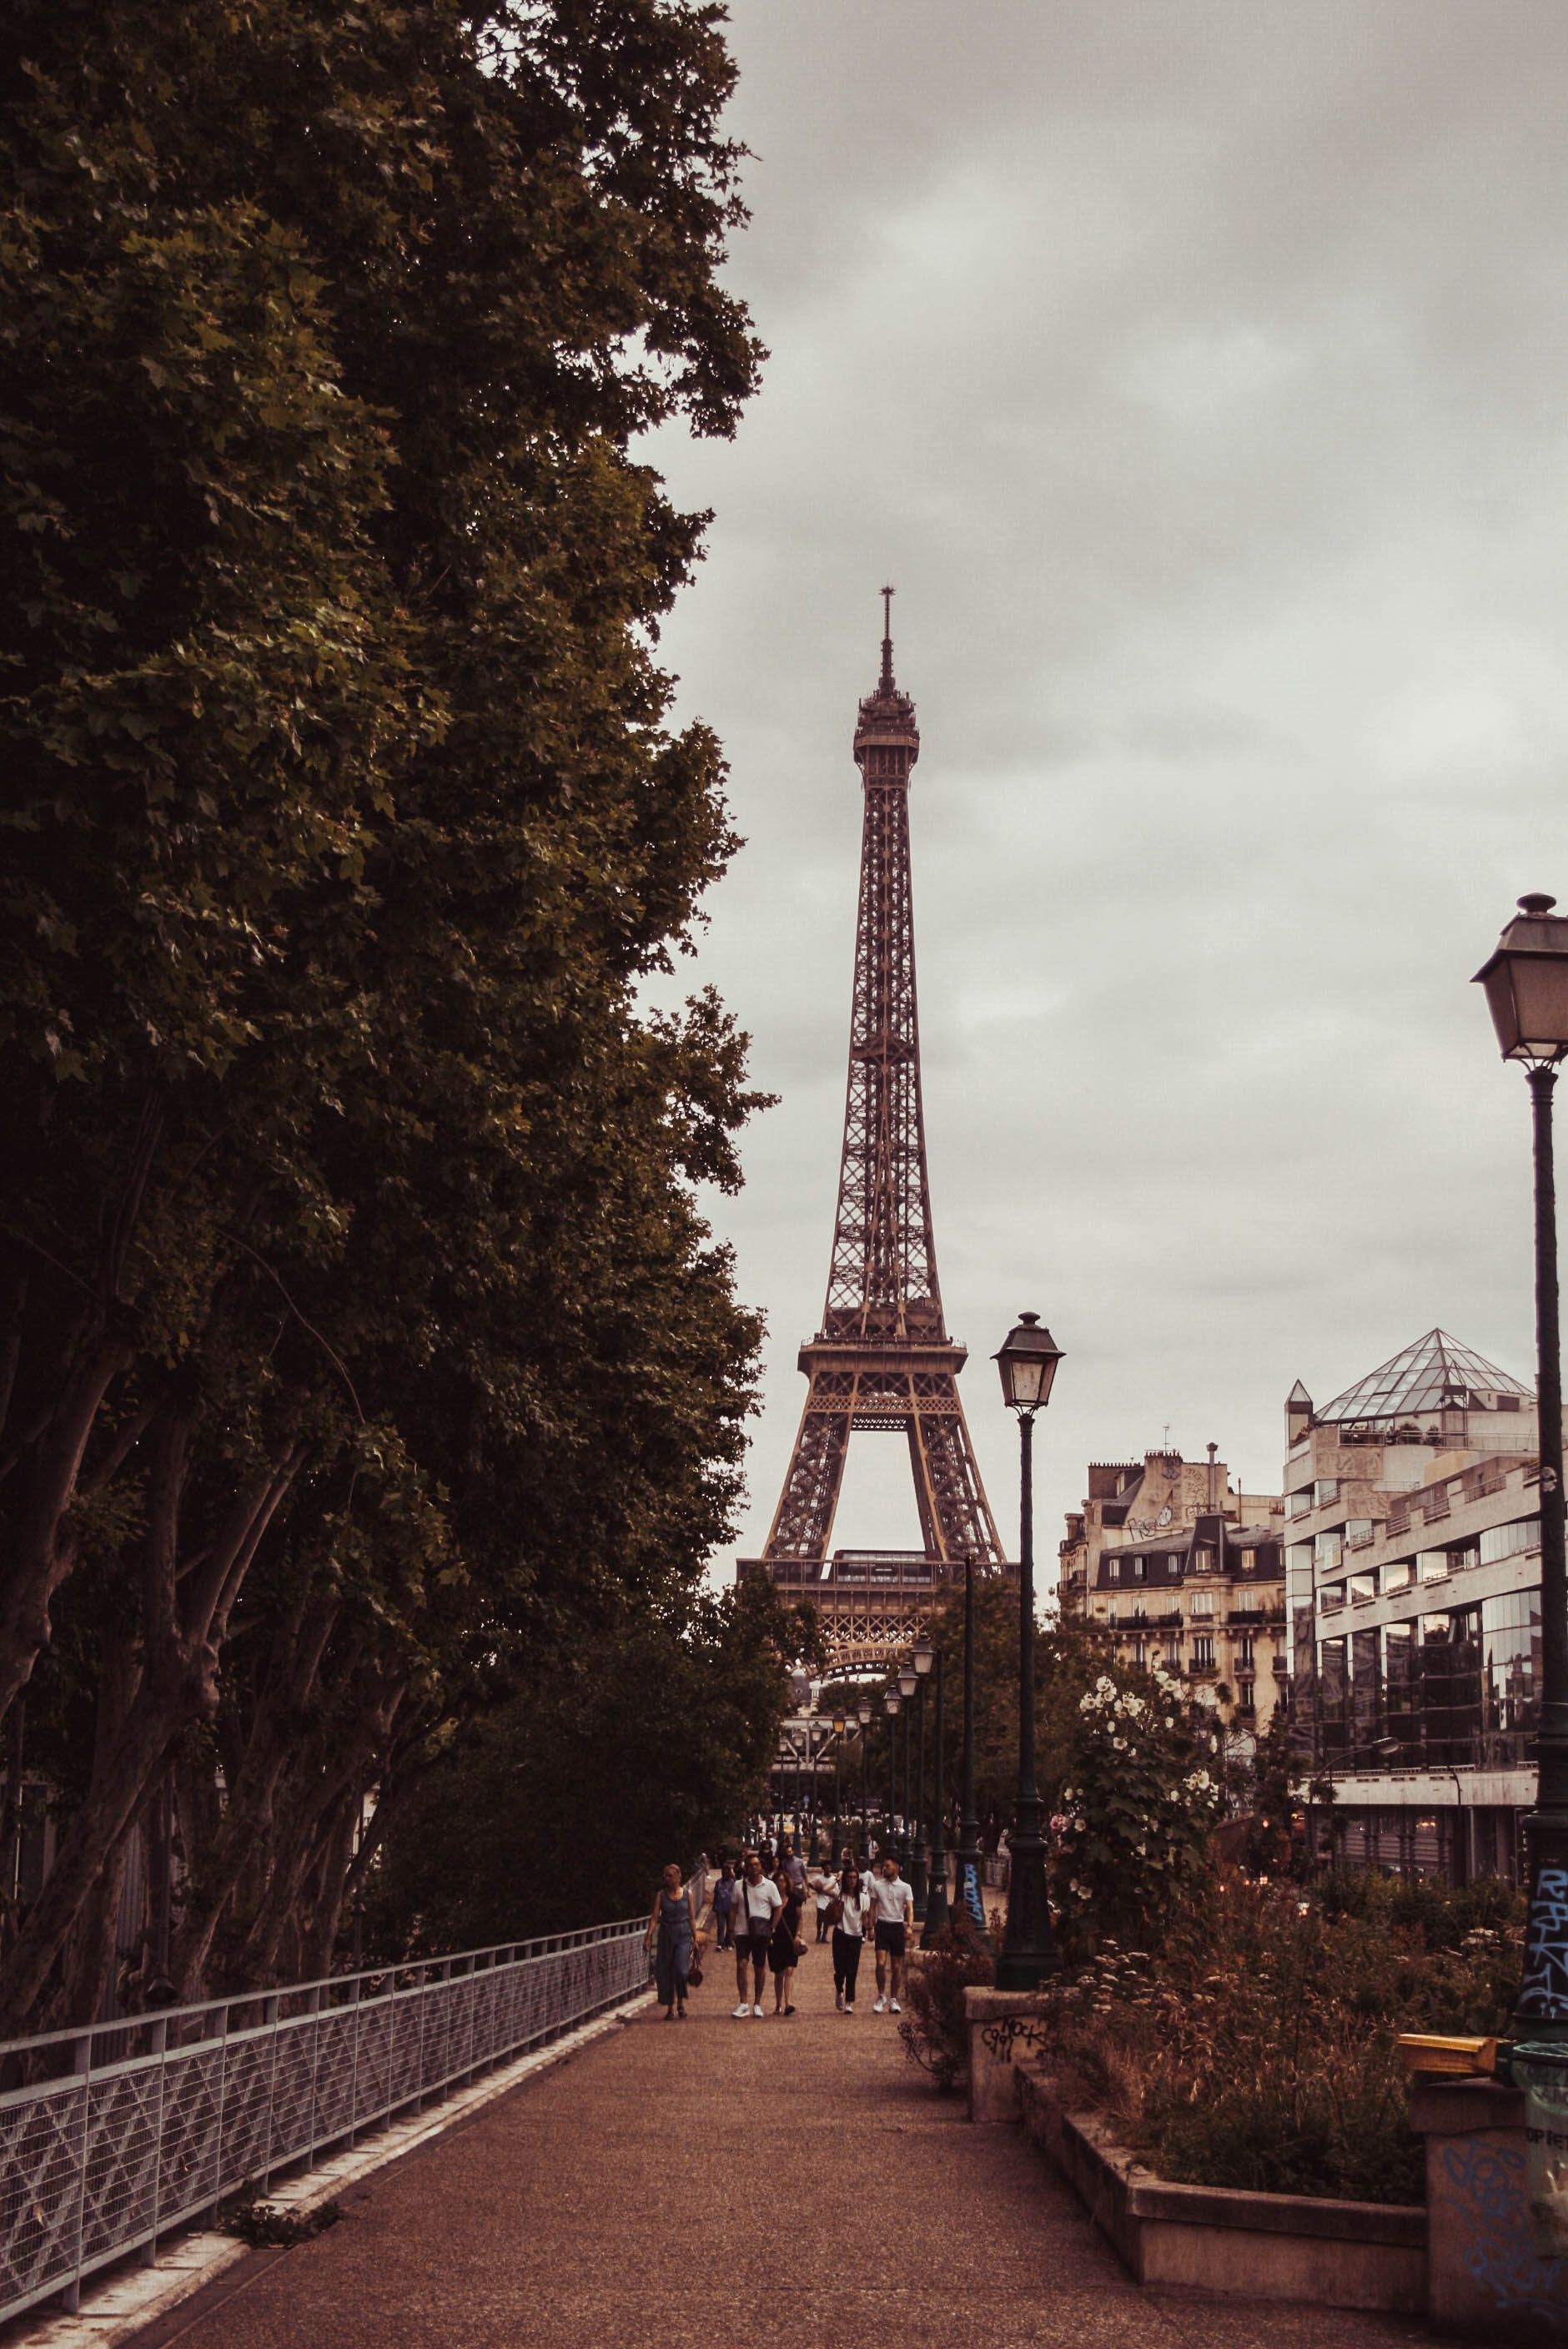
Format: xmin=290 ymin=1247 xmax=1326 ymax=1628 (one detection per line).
xmin=1028 ymin=1875 xmax=1522 ymax=2204
xmin=1053 ymin=1664 xmax=1223 ymax=1946
xmin=897 ymin=1929 xmax=995 ymax=2090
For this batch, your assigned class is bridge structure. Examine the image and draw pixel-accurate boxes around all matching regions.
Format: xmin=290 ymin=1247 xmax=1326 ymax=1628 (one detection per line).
xmin=741 ymin=596 xmax=1007 ymax=1670
xmin=0 ymin=1916 xmax=1428 ymax=2349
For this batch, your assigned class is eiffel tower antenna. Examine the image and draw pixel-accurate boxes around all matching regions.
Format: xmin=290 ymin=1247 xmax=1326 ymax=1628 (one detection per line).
xmin=741 ymin=596 xmax=1005 ymax=1672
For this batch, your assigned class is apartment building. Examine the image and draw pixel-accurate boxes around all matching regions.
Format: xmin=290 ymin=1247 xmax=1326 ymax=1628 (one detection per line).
xmin=1060 ymin=1449 xmax=1287 ymax=1734
xmin=1284 ymin=1327 xmax=1544 ymax=1883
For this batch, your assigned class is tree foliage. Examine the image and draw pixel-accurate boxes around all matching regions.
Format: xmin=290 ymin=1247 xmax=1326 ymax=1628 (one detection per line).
xmin=366 ymin=1577 xmax=794 ymax=1951
xmin=0 ymin=0 xmax=764 ymax=2028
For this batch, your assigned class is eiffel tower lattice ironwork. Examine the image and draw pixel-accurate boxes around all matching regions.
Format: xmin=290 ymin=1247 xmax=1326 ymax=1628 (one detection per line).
xmin=742 ymin=595 xmax=1006 ymax=1672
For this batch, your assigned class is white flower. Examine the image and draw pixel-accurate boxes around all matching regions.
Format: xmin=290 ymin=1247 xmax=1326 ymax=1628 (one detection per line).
xmin=1112 ymin=1736 xmax=1126 ymax=1751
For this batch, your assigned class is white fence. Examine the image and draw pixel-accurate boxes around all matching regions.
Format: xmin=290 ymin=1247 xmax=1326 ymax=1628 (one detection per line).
xmin=0 ymin=1920 xmax=647 ymax=2322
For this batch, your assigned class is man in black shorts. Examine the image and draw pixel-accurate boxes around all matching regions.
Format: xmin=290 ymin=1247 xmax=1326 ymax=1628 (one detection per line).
xmin=731 ymin=1852 xmax=781 ymax=2018
xmin=869 ymin=1854 xmax=913 ymax=2013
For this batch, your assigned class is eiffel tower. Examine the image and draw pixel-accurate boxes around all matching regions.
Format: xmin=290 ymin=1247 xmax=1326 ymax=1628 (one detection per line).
xmin=741 ymin=593 xmax=1005 ymax=1672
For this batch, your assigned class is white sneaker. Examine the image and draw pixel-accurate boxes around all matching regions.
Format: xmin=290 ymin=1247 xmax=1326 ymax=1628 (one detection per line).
xmin=751 ymin=2004 xmax=764 ymax=2017
xmin=732 ymin=2002 xmax=751 ymax=2019
xmin=845 ymin=2003 xmax=855 ymax=2014
xmin=872 ymin=1997 xmax=885 ymax=2013
xmin=890 ymin=1998 xmax=902 ymax=2014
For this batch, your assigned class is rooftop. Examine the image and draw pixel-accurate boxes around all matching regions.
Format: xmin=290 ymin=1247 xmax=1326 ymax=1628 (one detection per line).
xmin=1313 ymin=1328 xmax=1533 ymax=1427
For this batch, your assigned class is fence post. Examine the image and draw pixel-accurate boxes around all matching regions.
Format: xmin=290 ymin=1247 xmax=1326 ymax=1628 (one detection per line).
xmin=60 ymin=2031 xmax=92 ymax=2314
xmin=142 ymin=2017 xmax=168 ymax=2267
xmin=260 ymin=1994 xmax=279 ymax=2191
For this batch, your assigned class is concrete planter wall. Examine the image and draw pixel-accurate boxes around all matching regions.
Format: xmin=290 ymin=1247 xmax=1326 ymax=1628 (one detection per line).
xmin=1410 ymin=2076 xmax=1568 ymax=2340
xmin=1017 ymin=2072 xmax=1427 ymax=2315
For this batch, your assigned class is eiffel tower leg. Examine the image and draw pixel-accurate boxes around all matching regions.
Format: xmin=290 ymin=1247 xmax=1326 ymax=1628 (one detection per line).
xmin=763 ymin=1398 xmax=852 ymax=1562
xmin=911 ymin=1385 xmax=1004 ymax=1566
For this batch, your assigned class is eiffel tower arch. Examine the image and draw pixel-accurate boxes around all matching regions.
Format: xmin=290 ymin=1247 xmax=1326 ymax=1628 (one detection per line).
xmin=741 ymin=596 xmax=1007 ymax=1672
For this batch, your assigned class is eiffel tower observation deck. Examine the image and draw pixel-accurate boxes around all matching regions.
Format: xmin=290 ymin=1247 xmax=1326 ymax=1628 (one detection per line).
xmin=741 ymin=596 xmax=1004 ymax=1672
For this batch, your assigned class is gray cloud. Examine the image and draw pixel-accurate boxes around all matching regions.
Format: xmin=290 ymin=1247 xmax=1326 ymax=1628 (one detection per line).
xmin=646 ymin=0 xmax=1568 ymax=1575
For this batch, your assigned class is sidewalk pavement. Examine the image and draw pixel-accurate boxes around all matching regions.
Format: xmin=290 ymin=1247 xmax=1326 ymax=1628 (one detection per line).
xmin=128 ymin=1939 xmax=1458 ymax=2349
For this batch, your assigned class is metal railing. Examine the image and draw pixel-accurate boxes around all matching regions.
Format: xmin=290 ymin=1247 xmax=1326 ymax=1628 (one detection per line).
xmin=0 ymin=1918 xmax=647 ymax=2324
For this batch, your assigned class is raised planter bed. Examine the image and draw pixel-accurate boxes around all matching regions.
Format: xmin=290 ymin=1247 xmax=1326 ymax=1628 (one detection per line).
xmin=1017 ymin=2070 xmax=1427 ymax=2316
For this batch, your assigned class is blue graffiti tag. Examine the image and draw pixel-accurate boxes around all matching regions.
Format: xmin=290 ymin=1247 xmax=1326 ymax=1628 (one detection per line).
xmin=1520 ymin=1866 xmax=1568 ymax=2019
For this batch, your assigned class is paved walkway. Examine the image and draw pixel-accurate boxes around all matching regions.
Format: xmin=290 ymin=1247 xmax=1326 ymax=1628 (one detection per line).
xmin=135 ymin=1948 xmax=1455 ymax=2349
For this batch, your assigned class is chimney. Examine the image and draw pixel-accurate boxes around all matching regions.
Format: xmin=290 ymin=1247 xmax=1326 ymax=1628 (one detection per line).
xmin=1206 ymin=1441 xmax=1218 ymax=1512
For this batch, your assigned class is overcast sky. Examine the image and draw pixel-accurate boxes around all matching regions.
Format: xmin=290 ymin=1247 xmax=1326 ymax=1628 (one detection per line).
xmin=644 ymin=0 xmax=1568 ymax=1594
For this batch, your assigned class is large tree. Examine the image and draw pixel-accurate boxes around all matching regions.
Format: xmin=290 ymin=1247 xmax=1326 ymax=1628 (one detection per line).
xmin=0 ymin=0 xmax=765 ymax=2026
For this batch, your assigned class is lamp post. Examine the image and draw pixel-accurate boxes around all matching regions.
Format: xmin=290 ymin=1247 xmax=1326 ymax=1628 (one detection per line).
xmin=883 ymin=1688 xmax=901 ymax=1861
xmin=898 ymin=1662 xmax=917 ymax=1878
xmin=919 ymin=1636 xmax=949 ymax=1944
xmin=993 ymin=1310 xmax=1065 ymax=1992
xmin=1475 ymin=894 xmax=1568 ymax=2042
xmin=832 ymin=1708 xmax=847 ymax=1854
xmin=912 ymin=1632 xmax=934 ymax=1920
xmin=857 ymin=1693 xmax=873 ymax=1859
xmin=955 ymin=1554 xmax=986 ymax=1939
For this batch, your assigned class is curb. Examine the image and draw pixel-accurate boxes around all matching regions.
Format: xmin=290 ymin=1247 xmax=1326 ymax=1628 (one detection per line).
xmin=8 ymin=1986 xmax=656 ymax=2349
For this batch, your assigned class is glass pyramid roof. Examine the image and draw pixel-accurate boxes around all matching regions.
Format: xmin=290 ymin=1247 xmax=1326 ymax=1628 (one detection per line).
xmin=1315 ymin=1329 xmax=1533 ymax=1426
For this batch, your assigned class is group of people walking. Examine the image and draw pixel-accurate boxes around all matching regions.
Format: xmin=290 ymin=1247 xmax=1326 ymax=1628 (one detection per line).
xmin=646 ymin=1841 xmax=913 ymax=2023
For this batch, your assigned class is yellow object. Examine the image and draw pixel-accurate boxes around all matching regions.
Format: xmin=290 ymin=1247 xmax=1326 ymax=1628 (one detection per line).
xmin=1395 ymin=2033 xmax=1497 ymax=2077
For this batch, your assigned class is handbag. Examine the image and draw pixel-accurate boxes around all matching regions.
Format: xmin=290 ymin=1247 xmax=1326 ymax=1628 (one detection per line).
xmin=686 ymin=1957 xmax=704 ymax=1989
xmin=824 ymin=1894 xmax=844 ymax=1928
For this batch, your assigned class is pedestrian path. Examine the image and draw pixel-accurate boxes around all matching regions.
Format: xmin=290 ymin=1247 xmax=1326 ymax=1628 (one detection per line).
xmin=131 ymin=1948 xmax=1453 ymax=2349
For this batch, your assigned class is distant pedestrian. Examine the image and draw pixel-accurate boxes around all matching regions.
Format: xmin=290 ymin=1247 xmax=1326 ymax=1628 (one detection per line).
xmin=712 ymin=1860 xmax=737 ymax=1950
xmin=731 ymin=1854 xmax=782 ymax=2019
xmin=778 ymin=1838 xmax=807 ymax=1897
xmin=869 ymin=1854 xmax=914 ymax=2014
xmin=646 ymin=1863 xmax=698 ymax=2023
xmin=832 ymin=1864 xmax=869 ymax=2013
xmin=810 ymin=1862 xmax=835 ymax=1942
xmin=768 ymin=1864 xmax=806 ymax=2015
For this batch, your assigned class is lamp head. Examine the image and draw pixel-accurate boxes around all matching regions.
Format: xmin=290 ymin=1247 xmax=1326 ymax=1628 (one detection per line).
xmin=994 ymin=1311 xmax=1063 ymax=1412
xmin=1474 ymin=895 xmax=1568 ymax=1065
xmin=912 ymin=1634 xmax=935 ymax=1676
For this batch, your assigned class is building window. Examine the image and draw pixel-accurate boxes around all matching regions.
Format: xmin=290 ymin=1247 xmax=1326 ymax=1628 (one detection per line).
xmin=1237 ymin=1633 xmax=1254 ymax=1667
xmin=1241 ymin=1547 xmax=1255 ymax=1571
xmin=1193 ymin=1635 xmax=1215 ymax=1670
xmin=1237 ymin=1679 xmax=1254 ymax=1712
xmin=1190 ymin=1590 xmax=1215 ymax=1618
xmin=1167 ymin=1554 xmax=1182 ymax=1572
xmin=1164 ymin=1640 xmax=1180 ymax=1669
xmin=1133 ymin=1556 xmax=1146 ymax=1580
xmin=1194 ymin=1548 xmax=1214 ymax=1573
xmin=1480 ymin=1517 xmax=1540 ymax=1567
xmin=1131 ymin=1639 xmax=1147 ymax=1668
xmin=1287 ymin=1488 xmax=1314 ymax=1520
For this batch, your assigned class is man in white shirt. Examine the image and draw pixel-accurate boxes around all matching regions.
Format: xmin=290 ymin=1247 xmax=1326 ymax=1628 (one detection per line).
xmin=731 ymin=1853 xmax=782 ymax=2018
xmin=868 ymin=1855 xmax=913 ymax=2013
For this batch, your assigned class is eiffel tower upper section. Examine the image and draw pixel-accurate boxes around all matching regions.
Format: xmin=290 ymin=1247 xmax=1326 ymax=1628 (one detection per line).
xmin=742 ymin=598 xmax=1003 ymax=1668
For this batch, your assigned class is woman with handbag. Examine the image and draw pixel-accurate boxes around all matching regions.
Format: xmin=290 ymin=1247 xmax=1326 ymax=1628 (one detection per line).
xmin=831 ymin=1864 xmax=868 ymax=2014
xmin=646 ymin=1863 xmax=699 ymax=2022
xmin=766 ymin=1863 xmax=807 ymax=2015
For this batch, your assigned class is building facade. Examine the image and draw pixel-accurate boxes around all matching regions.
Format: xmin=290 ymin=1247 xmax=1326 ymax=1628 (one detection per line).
xmin=1284 ymin=1328 xmax=1544 ymax=1883
xmin=1060 ymin=1450 xmax=1287 ymax=1733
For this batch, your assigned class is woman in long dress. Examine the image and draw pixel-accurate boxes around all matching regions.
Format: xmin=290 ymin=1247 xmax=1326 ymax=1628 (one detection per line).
xmin=646 ymin=1863 xmax=698 ymax=2021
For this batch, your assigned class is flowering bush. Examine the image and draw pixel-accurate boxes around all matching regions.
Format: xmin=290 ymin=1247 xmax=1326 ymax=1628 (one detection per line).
xmin=1052 ymin=1662 xmax=1222 ymax=1944
xmin=1028 ymin=1874 xmax=1523 ymax=2204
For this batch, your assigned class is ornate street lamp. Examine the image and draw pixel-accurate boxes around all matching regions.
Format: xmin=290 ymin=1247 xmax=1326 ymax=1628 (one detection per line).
xmin=955 ymin=1553 xmax=986 ymax=1939
xmin=917 ymin=1633 xmax=949 ymax=1945
xmin=911 ymin=1636 xmax=933 ymax=1915
xmin=832 ymin=1708 xmax=847 ymax=1853
xmin=993 ymin=1311 xmax=1065 ymax=1991
xmin=857 ymin=1693 xmax=873 ymax=1857
xmin=883 ymin=1688 xmax=901 ymax=1862
xmin=1475 ymin=895 xmax=1568 ymax=2043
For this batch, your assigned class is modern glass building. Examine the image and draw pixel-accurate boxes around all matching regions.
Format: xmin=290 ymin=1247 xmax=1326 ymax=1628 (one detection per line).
xmin=1283 ymin=1330 xmax=1542 ymax=1883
